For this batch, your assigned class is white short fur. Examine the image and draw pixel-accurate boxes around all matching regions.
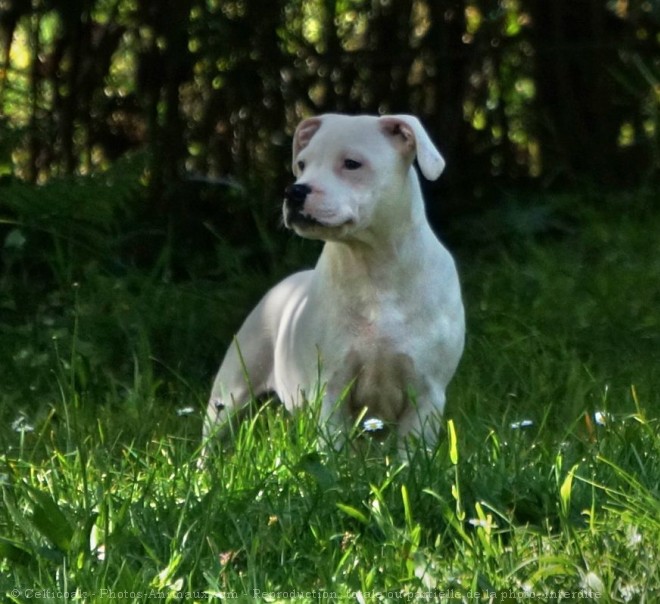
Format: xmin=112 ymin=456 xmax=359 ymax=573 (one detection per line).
xmin=204 ymin=114 xmax=464 ymax=446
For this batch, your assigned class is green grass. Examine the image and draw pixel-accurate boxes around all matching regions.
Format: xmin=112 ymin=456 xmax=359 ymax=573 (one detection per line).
xmin=1 ymin=189 xmax=659 ymax=602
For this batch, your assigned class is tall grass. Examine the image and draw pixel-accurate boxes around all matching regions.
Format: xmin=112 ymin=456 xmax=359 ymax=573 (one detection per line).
xmin=1 ymin=189 xmax=659 ymax=602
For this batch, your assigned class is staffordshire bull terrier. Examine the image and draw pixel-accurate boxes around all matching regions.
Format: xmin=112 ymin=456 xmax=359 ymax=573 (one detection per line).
xmin=204 ymin=114 xmax=464 ymax=447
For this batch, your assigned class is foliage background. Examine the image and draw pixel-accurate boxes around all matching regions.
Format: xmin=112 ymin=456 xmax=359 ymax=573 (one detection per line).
xmin=0 ymin=0 xmax=659 ymax=411
xmin=1 ymin=3 xmax=660 ymax=599
xmin=1 ymin=0 xmax=659 ymax=190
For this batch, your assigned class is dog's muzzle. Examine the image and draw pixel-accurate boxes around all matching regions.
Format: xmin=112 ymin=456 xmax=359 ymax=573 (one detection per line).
xmin=284 ymin=183 xmax=320 ymax=227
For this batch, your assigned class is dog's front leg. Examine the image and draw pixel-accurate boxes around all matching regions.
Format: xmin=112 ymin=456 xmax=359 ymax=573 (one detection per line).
xmin=395 ymin=387 xmax=446 ymax=449
xmin=203 ymin=300 xmax=275 ymax=444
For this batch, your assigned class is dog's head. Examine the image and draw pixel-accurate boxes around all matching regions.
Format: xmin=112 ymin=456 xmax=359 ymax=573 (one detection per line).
xmin=283 ymin=114 xmax=445 ymax=241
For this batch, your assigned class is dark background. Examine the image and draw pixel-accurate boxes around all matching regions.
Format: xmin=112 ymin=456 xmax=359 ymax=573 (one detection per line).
xmin=1 ymin=1 xmax=658 ymax=224
xmin=0 ymin=0 xmax=659 ymax=399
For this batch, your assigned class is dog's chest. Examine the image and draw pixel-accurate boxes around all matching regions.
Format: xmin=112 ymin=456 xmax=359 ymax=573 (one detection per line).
xmin=342 ymin=339 xmax=416 ymax=423
xmin=308 ymin=272 xmax=436 ymax=421
xmin=344 ymin=293 xmax=416 ymax=345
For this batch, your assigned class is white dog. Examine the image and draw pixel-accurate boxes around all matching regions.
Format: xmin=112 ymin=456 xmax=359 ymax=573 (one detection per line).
xmin=204 ymin=114 xmax=464 ymax=446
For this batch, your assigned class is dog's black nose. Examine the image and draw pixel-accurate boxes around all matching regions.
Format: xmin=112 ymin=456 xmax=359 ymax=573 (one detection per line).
xmin=284 ymin=183 xmax=311 ymax=210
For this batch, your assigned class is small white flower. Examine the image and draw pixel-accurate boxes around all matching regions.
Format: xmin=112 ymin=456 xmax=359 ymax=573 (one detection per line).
xmin=594 ymin=410 xmax=610 ymax=426
xmin=581 ymin=570 xmax=605 ymax=593
xmin=510 ymin=419 xmax=534 ymax=430
xmin=626 ymin=525 xmax=642 ymax=548
xmin=468 ymin=517 xmax=497 ymax=530
xmin=618 ymin=583 xmax=640 ymax=602
xmin=176 ymin=406 xmax=195 ymax=417
xmin=89 ymin=522 xmax=106 ymax=561
xmin=11 ymin=416 xmax=34 ymax=433
xmin=362 ymin=417 xmax=384 ymax=432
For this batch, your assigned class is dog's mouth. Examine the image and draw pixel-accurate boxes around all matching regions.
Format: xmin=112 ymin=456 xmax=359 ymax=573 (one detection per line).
xmin=286 ymin=210 xmax=324 ymax=228
xmin=284 ymin=207 xmax=354 ymax=234
xmin=283 ymin=183 xmax=357 ymax=234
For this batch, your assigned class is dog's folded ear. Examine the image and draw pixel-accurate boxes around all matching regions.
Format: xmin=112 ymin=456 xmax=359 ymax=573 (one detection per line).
xmin=379 ymin=115 xmax=445 ymax=181
xmin=292 ymin=117 xmax=323 ymax=168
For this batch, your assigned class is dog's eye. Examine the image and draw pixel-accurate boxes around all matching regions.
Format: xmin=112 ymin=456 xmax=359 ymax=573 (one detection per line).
xmin=343 ymin=159 xmax=362 ymax=170
xmin=297 ymin=160 xmax=305 ymax=172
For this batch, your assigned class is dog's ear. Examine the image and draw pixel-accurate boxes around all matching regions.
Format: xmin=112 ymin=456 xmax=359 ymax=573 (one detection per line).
xmin=292 ymin=117 xmax=323 ymax=171
xmin=379 ymin=115 xmax=445 ymax=181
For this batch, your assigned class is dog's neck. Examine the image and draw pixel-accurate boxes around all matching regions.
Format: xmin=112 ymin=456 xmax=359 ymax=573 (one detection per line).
xmin=314 ymin=170 xmax=434 ymax=293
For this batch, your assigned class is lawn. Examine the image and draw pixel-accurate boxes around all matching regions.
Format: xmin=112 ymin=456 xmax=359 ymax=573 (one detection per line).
xmin=1 ymin=189 xmax=659 ymax=602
